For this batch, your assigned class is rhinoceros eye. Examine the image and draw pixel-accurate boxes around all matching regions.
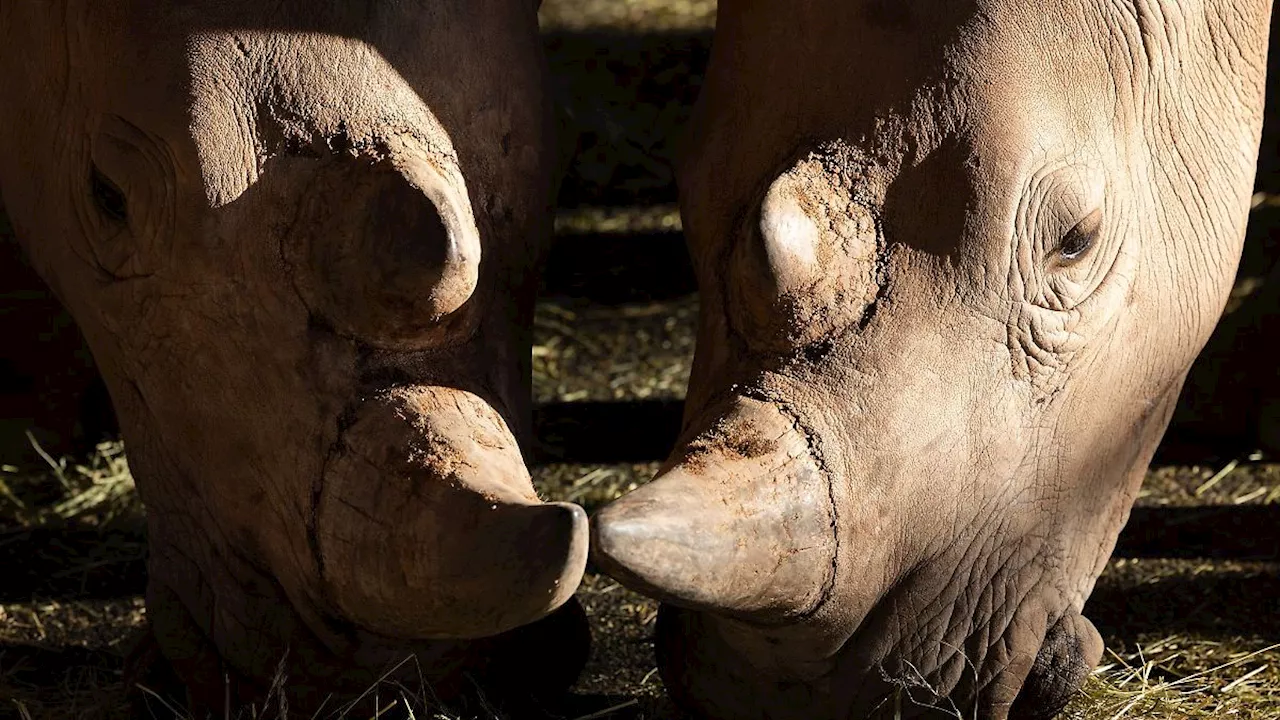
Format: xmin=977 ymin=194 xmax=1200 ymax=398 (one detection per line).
xmin=90 ymin=164 xmax=128 ymax=223
xmin=1056 ymin=208 xmax=1102 ymax=263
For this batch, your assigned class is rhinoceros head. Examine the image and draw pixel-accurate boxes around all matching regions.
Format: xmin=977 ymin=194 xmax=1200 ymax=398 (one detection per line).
xmin=593 ymin=1 xmax=1273 ymax=717
xmin=0 ymin=0 xmax=585 ymax=710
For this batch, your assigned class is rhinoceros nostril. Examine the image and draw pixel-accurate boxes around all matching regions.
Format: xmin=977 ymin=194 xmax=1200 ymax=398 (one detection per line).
xmin=1008 ymin=611 xmax=1103 ymax=720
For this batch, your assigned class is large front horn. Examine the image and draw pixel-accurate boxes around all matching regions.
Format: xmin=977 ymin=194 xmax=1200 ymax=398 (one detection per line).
xmin=316 ymin=387 xmax=588 ymax=639
xmin=591 ymin=396 xmax=837 ymax=623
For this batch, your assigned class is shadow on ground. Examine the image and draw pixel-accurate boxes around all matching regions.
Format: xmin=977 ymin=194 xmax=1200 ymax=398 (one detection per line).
xmin=1088 ymin=559 xmax=1280 ymax=644
xmin=0 ymin=527 xmax=146 ymax=602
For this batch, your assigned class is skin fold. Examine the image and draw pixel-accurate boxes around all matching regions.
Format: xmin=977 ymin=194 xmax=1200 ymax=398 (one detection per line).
xmin=593 ymin=1 xmax=1274 ymax=718
xmin=0 ymin=0 xmax=588 ymax=713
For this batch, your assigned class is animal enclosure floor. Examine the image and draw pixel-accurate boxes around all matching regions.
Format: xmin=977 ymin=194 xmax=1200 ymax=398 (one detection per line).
xmin=4 ymin=265 xmax=1280 ymax=719
xmin=3 ymin=305 xmax=1280 ymax=719
xmin=4 ymin=0 xmax=1280 ymax=718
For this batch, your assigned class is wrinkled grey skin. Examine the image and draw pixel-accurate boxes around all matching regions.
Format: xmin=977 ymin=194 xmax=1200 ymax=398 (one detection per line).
xmin=594 ymin=1 xmax=1274 ymax=718
xmin=0 ymin=0 xmax=590 ymax=713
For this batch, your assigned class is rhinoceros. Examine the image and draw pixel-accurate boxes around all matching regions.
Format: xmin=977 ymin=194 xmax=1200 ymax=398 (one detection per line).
xmin=0 ymin=0 xmax=589 ymax=713
xmin=592 ymin=1 xmax=1275 ymax=718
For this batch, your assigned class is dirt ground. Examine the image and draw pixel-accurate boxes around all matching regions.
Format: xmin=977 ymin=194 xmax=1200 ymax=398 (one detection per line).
xmin=3 ymin=1 xmax=1280 ymax=718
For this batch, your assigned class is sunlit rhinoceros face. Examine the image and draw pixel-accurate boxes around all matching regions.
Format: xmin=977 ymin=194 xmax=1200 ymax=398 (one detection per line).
xmin=592 ymin=1 xmax=1273 ymax=718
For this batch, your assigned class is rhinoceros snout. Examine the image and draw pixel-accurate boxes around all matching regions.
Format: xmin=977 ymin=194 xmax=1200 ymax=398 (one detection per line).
xmin=315 ymin=387 xmax=588 ymax=640
xmin=591 ymin=396 xmax=836 ymax=623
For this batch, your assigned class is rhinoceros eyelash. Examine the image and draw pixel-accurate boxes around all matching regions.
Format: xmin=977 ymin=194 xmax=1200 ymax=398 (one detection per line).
xmin=89 ymin=165 xmax=129 ymax=224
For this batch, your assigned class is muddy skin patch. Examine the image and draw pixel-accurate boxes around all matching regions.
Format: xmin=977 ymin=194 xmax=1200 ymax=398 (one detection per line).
xmin=685 ymin=416 xmax=783 ymax=463
xmin=727 ymin=140 xmax=890 ymax=357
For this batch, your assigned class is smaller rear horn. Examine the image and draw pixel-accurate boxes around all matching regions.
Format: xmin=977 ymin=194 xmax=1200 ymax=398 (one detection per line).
xmin=296 ymin=155 xmax=482 ymax=350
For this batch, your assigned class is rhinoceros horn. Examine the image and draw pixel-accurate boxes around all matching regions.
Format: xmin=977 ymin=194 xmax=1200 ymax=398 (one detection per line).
xmin=316 ymin=386 xmax=589 ymax=639
xmin=591 ymin=396 xmax=836 ymax=623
